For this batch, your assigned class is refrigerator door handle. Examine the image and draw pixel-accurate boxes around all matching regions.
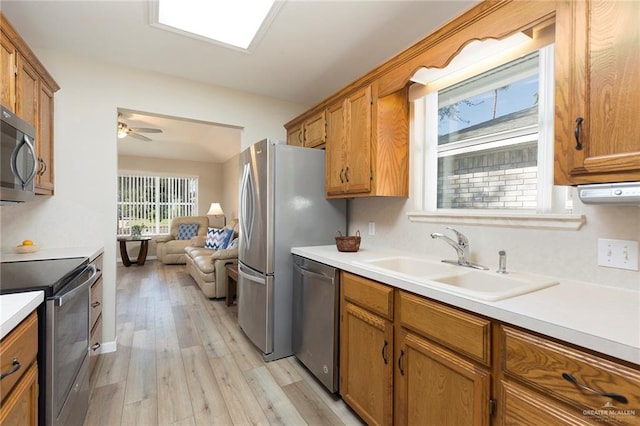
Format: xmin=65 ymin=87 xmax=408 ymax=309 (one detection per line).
xmin=238 ymin=265 xmax=266 ymax=284
xmin=240 ymin=163 xmax=254 ymax=248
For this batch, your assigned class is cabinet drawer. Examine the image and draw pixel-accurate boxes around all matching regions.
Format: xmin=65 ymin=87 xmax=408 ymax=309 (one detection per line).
xmin=89 ymin=316 xmax=102 ymax=379
xmin=342 ymin=272 xmax=393 ymax=320
xmin=90 ymin=276 xmax=103 ymax=331
xmin=92 ymin=253 xmax=103 ymax=272
xmin=399 ymin=291 xmax=491 ymax=365
xmin=502 ymin=326 xmax=640 ymax=421
xmin=0 ymin=312 xmax=38 ymax=403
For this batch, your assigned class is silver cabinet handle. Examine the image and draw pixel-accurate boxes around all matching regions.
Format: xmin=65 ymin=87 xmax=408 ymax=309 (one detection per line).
xmin=91 ymin=301 xmax=101 ymax=308
xmin=0 ymin=358 xmax=21 ymax=380
xmin=91 ymin=342 xmax=101 ymax=351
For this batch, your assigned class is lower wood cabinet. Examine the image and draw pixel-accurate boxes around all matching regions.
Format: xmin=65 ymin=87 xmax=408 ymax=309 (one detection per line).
xmin=340 ymin=272 xmax=393 ymax=426
xmin=89 ymin=253 xmax=104 ymax=380
xmin=395 ymin=329 xmax=490 ymax=426
xmin=0 ymin=311 xmax=39 ymax=426
xmin=339 ymin=272 xmax=640 ymax=426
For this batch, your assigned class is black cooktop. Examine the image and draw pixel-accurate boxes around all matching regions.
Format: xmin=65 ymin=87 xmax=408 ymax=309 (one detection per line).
xmin=0 ymin=257 xmax=89 ymax=296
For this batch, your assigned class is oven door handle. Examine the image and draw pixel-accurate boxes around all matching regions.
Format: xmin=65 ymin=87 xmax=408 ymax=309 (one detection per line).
xmin=52 ymin=265 xmax=97 ymax=307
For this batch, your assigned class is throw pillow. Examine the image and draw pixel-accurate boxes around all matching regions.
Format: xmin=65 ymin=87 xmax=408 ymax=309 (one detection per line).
xmin=205 ymin=227 xmax=233 ymax=250
xmin=226 ymin=237 xmax=239 ymax=250
xmin=176 ymin=223 xmax=199 ymax=240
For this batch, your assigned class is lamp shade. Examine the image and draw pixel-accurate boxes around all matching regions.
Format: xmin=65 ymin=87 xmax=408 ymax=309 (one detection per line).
xmin=207 ymin=202 xmax=224 ymax=216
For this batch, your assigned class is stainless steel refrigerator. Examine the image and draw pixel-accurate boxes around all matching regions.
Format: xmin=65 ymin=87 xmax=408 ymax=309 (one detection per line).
xmin=238 ymin=139 xmax=346 ymax=361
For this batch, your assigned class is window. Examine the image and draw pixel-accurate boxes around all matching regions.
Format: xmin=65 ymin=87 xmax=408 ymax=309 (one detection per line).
xmin=117 ymin=174 xmax=198 ymax=236
xmin=415 ymin=43 xmax=565 ymax=214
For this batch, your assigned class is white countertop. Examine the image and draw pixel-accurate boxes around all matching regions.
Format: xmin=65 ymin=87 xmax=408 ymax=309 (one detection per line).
xmin=1 ymin=246 xmax=103 ymax=263
xmin=292 ymin=245 xmax=640 ymax=365
xmin=0 ymin=291 xmax=44 ymax=339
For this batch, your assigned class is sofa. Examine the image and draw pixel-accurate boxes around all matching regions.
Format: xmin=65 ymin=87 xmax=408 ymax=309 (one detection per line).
xmin=185 ymin=220 xmax=239 ymax=299
xmin=155 ymin=216 xmax=209 ymax=264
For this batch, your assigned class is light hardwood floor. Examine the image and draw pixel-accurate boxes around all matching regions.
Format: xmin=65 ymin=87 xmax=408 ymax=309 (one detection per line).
xmin=85 ymin=260 xmax=364 ymax=426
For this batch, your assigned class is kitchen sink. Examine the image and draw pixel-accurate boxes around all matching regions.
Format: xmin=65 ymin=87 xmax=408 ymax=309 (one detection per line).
xmin=426 ymin=270 xmax=559 ymax=301
xmin=356 ymin=256 xmax=460 ymax=278
xmin=355 ymin=256 xmax=559 ymax=301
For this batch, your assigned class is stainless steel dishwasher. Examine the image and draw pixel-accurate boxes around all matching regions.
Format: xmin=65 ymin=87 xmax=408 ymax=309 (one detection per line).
xmin=292 ymin=255 xmax=340 ymax=393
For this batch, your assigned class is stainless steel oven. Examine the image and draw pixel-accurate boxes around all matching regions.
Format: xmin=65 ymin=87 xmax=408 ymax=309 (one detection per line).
xmin=1 ymin=257 xmax=99 ymax=426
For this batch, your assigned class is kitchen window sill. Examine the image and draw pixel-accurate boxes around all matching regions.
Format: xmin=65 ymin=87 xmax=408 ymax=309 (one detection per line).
xmin=407 ymin=210 xmax=586 ymax=230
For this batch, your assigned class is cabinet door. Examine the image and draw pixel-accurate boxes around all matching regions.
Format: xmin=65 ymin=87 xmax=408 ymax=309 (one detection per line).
xmin=287 ymin=123 xmax=303 ymax=147
xmin=326 ymin=100 xmax=347 ymax=195
xmin=0 ymin=363 xmax=38 ymax=426
xmin=345 ymin=85 xmax=372 ymax=194
xmin=303 ymin=110 xmax=326 ymax=148
xmin=340 ymin=301 xmax=393 ymax=426
xmin=0 ymin=31 xmax=17 ymax=111
xmin=395 ymin=329 xmax=491 ymax=426
xmin=36 ymin=81 xmax=54 ymax=194
xmin=555 ymin=0 xmax=640 ymax=184
xmin=15 ymin=55 xmax=39 ymax=128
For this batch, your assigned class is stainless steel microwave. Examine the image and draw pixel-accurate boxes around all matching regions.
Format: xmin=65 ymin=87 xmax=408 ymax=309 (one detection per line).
xmin=1 ymin=105 xmax=37 ymax=204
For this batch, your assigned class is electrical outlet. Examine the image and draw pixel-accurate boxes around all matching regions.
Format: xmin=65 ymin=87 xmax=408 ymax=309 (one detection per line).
xmin=597 ymin=239 xmax=639 ymax=271
xmin=368 ymin=222 xmax=376 ymax=236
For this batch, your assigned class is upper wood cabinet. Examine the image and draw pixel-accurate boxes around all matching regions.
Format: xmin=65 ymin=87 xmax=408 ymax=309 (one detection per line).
xmin=326 ymin=85 xmax=372 ymax=196
xmin=323 ymin=83 xmax=408 ymax=199
xmin=1 ymin=13 xmax=59 ymax=195
xmin=1 ymin=32 xmax=17 ymax=112
xmin=555 ymin=0 xmax=640 ymax=185
xmin=286 ymin=111 xmax=327 ymax=148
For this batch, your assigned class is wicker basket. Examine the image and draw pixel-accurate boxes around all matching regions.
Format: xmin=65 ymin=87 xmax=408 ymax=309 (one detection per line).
xmin=335 ymin=230 xmax=361 ymax=252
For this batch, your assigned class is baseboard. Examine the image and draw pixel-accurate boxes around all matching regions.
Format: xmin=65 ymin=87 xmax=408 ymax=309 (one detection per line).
xmin=99 ymin=339 xmax=117 ymax=354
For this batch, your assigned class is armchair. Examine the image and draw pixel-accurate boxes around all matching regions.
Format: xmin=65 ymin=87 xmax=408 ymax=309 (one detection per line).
xmin=155 ymin=216 xmax=209 ymax=264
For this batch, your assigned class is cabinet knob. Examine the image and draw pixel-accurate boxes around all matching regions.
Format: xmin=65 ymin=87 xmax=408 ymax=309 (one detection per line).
xmin=574 ymin=117 xmax=584 ymax=151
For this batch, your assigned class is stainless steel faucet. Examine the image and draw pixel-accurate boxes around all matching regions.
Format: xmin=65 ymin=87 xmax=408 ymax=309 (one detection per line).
xmin=430 ymin=227 xmax=488 ymax=270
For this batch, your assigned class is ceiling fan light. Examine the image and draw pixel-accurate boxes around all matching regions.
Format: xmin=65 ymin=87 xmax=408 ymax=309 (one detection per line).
xmin=117 ymin=128 xmax=128 ymax=139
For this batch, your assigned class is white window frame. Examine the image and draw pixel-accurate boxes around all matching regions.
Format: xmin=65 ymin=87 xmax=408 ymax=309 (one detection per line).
xmin=117 ymin=173 xmax=199 ymax=236
xmin=408 ymin=44 xmax=585 ymax=230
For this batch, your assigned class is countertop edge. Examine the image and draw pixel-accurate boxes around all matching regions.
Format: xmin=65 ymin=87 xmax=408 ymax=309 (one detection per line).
xmin=292 ymin=246 xmax=640 ymax=365
xmin=0 ymin=291 xmax=44 ymax=339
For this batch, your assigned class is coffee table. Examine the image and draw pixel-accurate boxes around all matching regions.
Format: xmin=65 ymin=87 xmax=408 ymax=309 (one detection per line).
xmin=117 ymin=237 xmax=151 ymax=267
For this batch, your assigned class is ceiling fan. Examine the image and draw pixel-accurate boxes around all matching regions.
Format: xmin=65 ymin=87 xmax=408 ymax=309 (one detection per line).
xmin=117 ymin=119 xmax=163 ymax=141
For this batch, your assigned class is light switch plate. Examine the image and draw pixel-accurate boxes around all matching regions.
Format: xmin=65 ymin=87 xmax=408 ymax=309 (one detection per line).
xmin=368 ymin=222 xmax=375 ymax=236
xmin=597 ymin=239 xmax=639 ymax=271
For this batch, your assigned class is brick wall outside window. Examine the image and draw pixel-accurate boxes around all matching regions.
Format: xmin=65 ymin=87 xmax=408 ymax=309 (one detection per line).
xmin=437 ymin=144 xmax=537 ymax=209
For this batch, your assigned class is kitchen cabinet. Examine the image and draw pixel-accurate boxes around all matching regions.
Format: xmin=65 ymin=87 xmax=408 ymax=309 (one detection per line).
xmin=286 ymin=122 xmax=303 ymax=147
xmin=89 ymin=254 xmax=103 ymax=379
xmin=340 ymin=272 xmax=393 ymax=426
xmin=0 ymin=312 xmax=38 ymax=426
xmin=0 ymin=31 xmax=17 ymax=111
xmin=286 ymin=111 xmax=326 ymax=148
xmin=1 ymin=13 xmax=59 ymax=195
xmin=500 ymin=326 xmax=640 ymax=426
xmin=325 ymin=84 xmax=409 ymax=198
xmin=326 ymin=86 xmax=372 ymax=196
xmin=395 ymin=291 xmax=491 ymax=426
xmin=555 ymin=0 xmax=640 ymax=184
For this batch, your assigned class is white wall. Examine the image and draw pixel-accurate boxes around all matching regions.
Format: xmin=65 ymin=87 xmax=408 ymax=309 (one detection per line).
xmin=349 ymin=193 xmax=640 ymax=291
xmin=0 ymin=51 xmax=306 ymax=345
xmin=222 ymin=153 xmax=240 ymax=224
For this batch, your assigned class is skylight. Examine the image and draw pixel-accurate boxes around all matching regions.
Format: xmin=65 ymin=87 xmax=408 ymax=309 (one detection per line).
xmin=154 ymin=0 xmax=278 ymax=50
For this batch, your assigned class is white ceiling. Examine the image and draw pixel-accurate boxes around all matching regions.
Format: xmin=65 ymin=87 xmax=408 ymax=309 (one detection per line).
xmin=2 ymin=0 xmax=478 ymax=162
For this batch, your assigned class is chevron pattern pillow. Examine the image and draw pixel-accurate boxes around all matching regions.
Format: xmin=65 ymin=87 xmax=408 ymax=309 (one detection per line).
xmin=176 ymin=223 xmax=199 ymax=240
xmin=205 ymin=227 xmax=234 ymax=250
